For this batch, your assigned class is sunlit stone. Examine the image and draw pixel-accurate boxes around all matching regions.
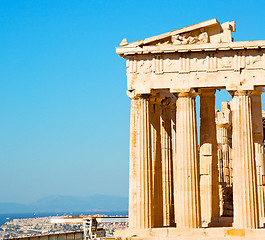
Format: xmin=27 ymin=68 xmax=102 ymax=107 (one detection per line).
xmin=116 ymin=18 xmax=265 ymax=239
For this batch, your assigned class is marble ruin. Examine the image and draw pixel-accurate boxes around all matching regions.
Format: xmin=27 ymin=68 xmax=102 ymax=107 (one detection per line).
xmin=116 ymin=19 xmax=265 ymax=239
xmin=216 ymin=103 xmax=233 ymax=219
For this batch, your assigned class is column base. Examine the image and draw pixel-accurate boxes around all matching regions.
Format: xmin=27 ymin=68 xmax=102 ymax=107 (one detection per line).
xmin=115 ymin=226 xmax=265 ymax=240
xmin=260 ymin=218 xmax=265 ymax=228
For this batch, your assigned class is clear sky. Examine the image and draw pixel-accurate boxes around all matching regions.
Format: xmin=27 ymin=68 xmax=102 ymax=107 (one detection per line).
xmin=0 ymin=0 xmax=265 ymax=204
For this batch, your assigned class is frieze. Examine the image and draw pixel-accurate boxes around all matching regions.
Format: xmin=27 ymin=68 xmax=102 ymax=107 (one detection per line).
xmin=154 ymin=55 xmax=163 ymax=73
xmin=234 ymin=51 xmax=245 ymax=70
xmin=138 ymin=59 xmax=152 ymax=74
xmin=246 ymin=55 xmax=261 ymax=66
xmin=246 ymin=51 xmax=263 ymax=68
xmin=127 ymin=49 xmax=265 ymax=75
xmin=207 ymin=53 xmax=218 ymax=71
xmin=180 ymin=54 xmax=190 ymax=72
xmin=127 ymin=57 xmax=137 ymax=73
xmin=190 ymin=53 xmax=207 ymax=72
xmin=163 ymin=57 xmax=178 ymax=73
xmin=125 ymin=48 xmax=265 ymax=93
xmin=219 ymin=54 xmax=234 ymax=69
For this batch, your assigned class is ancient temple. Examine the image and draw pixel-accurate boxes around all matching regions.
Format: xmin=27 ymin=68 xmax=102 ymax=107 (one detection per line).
xmin=116 ymin=19 xmax=265 ymax=239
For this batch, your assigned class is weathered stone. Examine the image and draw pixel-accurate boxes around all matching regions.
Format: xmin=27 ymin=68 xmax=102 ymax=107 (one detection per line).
xmin=216 ymin=102 xmax=233 ymax=217
xmin=117 ymin=18 xmax=265 ymax=239
xmin=174 ymin=91 xmax=201 ymax=228
xmin=230 ymin=91 xmax=259 ymax=229
xmin=200 ymin=89 xmax=219 ymax=227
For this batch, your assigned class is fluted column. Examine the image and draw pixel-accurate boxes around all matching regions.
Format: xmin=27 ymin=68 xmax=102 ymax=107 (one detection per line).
xmin=217 ymin=126 xmax=230 ymax=183
xmin=161 ymin=98 xmax=174 ymax=227
xmin=200 ymin=89 xmax=219 ymax=227
xmin=231 ymin=90 xmax=259 ymax=229
xmin=150 ymin=96 xmax=163 ymax=228
xmin=174 ymin=91 xmax=201 ymax=228
xmin=170 ymin=99 xmax=176 ymax=226
xmin=251 ymin=89 xmax=265 ymax=227
xmin=128 ymin=93 xmax=152 ymax=229
xmin=216 ymin=124 xmax=233 ymax=216
xmin=170 ymin=101 xmax=176 ymax=173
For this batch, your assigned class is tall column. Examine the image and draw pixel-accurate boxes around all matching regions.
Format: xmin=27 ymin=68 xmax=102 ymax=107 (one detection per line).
xmin=161 ymin=98 xmax=174 ymax=227
xmin=251 ymin=89 xmax=265 ymax=227
xmin=150 ymin=96 xmax=163 ymax=228
xmin=170 ymin=100 xmax=176 ymax=174
xmin=128 ymin=93 xmax=152 ymax=229
xmin=216 ymin=102 xmax=233 ymax=217
xmin=200 ymin=89 xmax=219 ymax=227
xmin=170 ymin=98 xmax=176 ymax=226
xmin=231 ymin=90 xmax=259 ymax=229
xmin=174 ymin=91 xmax=201 ymax=228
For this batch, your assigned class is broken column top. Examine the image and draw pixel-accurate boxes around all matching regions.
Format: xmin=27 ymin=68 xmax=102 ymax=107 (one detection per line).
xmin=216 ymin=102 xmax=232 ymax=126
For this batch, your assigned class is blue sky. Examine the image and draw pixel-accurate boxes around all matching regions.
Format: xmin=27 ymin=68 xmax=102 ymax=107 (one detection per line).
xmin=0 ymin=0 xmax=265 ymax=204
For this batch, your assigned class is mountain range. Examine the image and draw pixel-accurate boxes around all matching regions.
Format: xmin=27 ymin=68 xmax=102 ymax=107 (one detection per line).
xmin=0 ymin=195 xmax=128 ymax=214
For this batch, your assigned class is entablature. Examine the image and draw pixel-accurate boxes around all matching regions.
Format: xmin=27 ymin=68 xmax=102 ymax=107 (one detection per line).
xmin=124 ymin=47 xmax=265 ymax=94
xmin=117 ymin=19 xmax=265 ymax=94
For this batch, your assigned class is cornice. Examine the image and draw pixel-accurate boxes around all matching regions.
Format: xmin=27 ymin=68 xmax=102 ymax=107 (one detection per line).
xmin=116 ymin=41 xmax=265 ymax=58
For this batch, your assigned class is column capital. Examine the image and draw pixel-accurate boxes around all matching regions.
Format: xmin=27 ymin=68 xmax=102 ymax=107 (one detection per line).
xmin=216 ymin=123 xmax=232 ymax=129
xmin=127 ymin=90 xmax=151 ymax=100
xmin=174 ymin=89 xmax=198 ymax=98
xmin=126 ymin=90 xmax=136 ymax=100
xmin=127 ymin=90 xmax=137 ymax=100
xmin=229 ymin=90 xmax=252 ymax=97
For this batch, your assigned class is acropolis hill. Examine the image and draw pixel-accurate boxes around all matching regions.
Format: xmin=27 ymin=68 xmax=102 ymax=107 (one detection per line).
xmin=115 ymin=19 xmax=265 ymax=239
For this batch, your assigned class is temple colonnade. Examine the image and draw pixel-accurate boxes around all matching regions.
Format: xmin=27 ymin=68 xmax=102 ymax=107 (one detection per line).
xmin=128 ymin=88 xmax=264 ymax=229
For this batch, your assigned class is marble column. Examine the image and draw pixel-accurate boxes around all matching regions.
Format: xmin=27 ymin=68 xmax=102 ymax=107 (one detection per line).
xmin=170 ymin=99 xmax=176 ymax=226
xmin=174 ymin=91 xmax=201 ymax=228
xmin=216 ymin=102 xmax=233 ymax=217
xmin=170 ymin=101 xmax=176 ymax=173
xmin=216 ymin=123 xmax=233 ymax=216
xmin=160 ymin=98 xmax=174 ymax=227
xmin=150 ymin=96 xmax=163 ymax=228
xmin=128 ymin=94 xmax=152 ymax=229
xmin=216 ymin=125 xmax=231 ymax=184
xmin=231 ymin=90 xmax=259 ymax=229
xmin=200 ymin=89 xmax=219 ymax=227
xmin=251 ymin=89 xmax=265 ymax=227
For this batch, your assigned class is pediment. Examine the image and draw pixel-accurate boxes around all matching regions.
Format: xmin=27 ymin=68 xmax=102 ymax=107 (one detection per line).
xmin=120 ymin=19 xmax=235 ymax=47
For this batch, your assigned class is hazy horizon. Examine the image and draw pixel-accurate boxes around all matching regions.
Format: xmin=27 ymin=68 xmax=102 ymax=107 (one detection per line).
xmin=0 ymin=194 xmax=128 ymax=214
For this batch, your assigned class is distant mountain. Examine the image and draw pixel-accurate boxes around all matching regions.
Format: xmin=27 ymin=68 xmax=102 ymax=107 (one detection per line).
xmin=0 ymin=195 xmax=128 ymax=214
